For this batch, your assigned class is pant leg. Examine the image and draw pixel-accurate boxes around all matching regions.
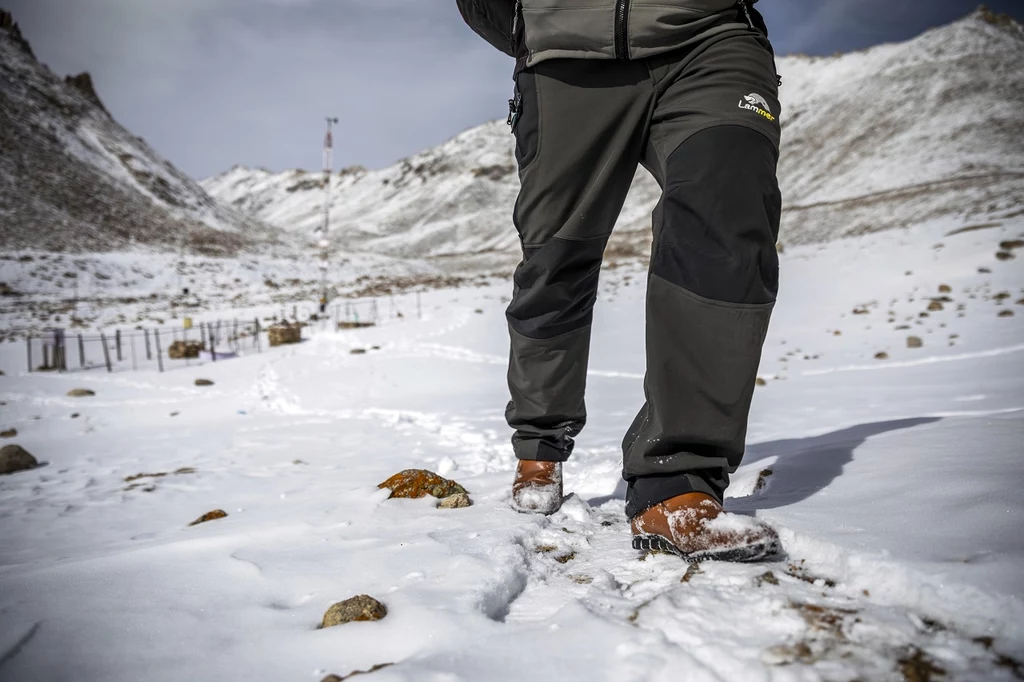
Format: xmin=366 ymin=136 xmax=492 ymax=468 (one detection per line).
xmin=507 ymin=59 xmax=653 ymax=462
xmin=622 ymin=29 xmax=783 ymax=517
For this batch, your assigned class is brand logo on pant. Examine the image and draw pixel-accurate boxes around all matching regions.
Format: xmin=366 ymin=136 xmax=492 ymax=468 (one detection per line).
xmin=738 ymin=92 xmax=775 ymax=122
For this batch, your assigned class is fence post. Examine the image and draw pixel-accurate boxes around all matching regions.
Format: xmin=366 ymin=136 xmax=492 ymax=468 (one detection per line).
xmin=254 ymin=318 xmax=261 ymax=353
xmin=115 ymin=330 xmax=122 ymax=362
xmin=210 ymin=323 xmax=217 ymax=362
xmin=78 ymin=333 xmax=85 ymax=368
xmin=42 ymin=344 xmax=50 ymax=370
xmin=200 ymin=322 xmax=207 ymax=351
xmin=100 ymin=333 xmax=113 ymax=373
xmin=26 ymin=336 xmax=32 ymax=373
xmin=130 ymin=334 xmax=137 ymax=371
xmin=145 ymin=329 xmax=152 ymax=360
xmin=154 ymin=330 xmax=164 ymax=372
xmin=55 ymin=329 xmax=66 ymax=371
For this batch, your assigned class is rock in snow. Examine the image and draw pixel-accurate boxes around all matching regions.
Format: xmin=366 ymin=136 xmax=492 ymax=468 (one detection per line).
xmin=378 ymin=469 xmax=468 ymax=500
xmin=188 ymin=509 xmax=227 ymax=527
xmin=437 ymin=492 xmax=472 ymax=509
xmin=66 ymin=388 xmax=95 ymax=397
xmin=0 ymin=444 xmax=37 ymax=475
xmin=320 ymin=595 xmax=387 ymax=628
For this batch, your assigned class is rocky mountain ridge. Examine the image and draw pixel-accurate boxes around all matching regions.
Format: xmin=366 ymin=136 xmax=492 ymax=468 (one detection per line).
xmin=0 ymin=9 xmax=282 ymax=255
xmin=204 ymin=8 xmax=1024 ymax=269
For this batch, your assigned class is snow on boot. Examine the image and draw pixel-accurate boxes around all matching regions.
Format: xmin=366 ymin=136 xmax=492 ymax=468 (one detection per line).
xmin=511 ymin=460 xmax=563 ymax=515
xmin=630 ymin=492 xmax=780 ymax=563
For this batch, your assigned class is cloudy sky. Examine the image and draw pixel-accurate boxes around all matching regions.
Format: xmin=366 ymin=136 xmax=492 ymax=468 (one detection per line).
xmin=7 ymin=0 xmax=1022 ymax=179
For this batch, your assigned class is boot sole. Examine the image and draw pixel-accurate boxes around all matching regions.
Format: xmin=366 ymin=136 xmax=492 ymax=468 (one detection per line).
xmin=632 ymin=534 xmax=780 ymax=564
xmin=510 ymin=499 xmax=562 ymax=515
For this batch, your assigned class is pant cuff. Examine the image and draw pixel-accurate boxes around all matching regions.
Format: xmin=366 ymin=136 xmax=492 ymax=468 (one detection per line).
xmin=625 ymin=472 xmax=723 ymax=519
xmin=512 ymin=436 xmax=572 ymax=462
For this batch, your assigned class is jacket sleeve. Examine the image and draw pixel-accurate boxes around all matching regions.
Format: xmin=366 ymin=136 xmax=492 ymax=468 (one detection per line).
xmin=456 ymin=0 xmax=516 ymax=57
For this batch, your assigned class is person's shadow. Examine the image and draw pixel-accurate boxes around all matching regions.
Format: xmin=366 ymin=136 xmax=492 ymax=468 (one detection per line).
xmin=587 ymin=417 xmax=941 ymax=510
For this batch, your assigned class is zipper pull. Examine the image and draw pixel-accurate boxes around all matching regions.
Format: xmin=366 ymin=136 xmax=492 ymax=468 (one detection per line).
xmin=737 ymin=0 xmax=754 ymax=29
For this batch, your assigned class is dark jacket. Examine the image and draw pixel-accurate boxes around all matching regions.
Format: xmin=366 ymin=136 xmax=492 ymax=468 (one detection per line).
xmin=456 ymin=0 xmax=767 ymax=69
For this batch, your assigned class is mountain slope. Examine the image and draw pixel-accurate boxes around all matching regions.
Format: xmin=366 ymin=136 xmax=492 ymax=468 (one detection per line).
xmin=0 ymin=10 xmax=281 ymax=255
xmin=204 ymin=8 xmax=1024 ymax=265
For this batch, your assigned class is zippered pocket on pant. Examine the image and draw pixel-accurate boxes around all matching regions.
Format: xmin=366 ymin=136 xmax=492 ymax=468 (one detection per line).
xmin=511 ymin=70 xmax=539 ymax=172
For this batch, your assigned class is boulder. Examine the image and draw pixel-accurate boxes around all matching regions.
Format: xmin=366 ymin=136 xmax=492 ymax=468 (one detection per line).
xmin=0 ymin=428 xmax=16 ymax=438
xmin=0 ymin=444 xmax=37 ymax=475
xmin=67 ymin=388 xmax=95 ymax=397
xmin=378 ymin=469 xmax=467 ymax=500
xmin=194 ymin=378 xmax=214 ymax=386
xmin=320 ymin=595 xmax=387 ymax=628
xmin=906 ymin=336 xmax=923 ymax=349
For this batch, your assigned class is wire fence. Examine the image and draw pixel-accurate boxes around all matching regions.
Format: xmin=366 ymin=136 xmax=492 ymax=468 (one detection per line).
xmin=17 ymin=295 xmax=409 ymax=375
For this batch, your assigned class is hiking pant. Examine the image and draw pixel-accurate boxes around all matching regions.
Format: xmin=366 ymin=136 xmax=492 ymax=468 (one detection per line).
xmin=504 ymin=25 xmax=782 ymax=519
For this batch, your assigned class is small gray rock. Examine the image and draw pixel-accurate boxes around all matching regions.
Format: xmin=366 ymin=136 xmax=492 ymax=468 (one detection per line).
xmin=906 ymin=336 xmax=923 ymax=349
xmin=0 ymin=444 xmax=38 ymax=475
xmin=67 ymin=388 xmax=95 ymax=397
xmin=438 ymin=493 xmax=472 ymax=509
xmin=321 ymin=595 xmax=387 ymax=628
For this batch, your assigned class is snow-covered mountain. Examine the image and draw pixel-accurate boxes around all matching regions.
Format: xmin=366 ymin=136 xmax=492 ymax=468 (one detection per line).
xmin=204 ymin=8 xmax=1024 ymax=265
xmin=0 ymin=10 xmax=281 ymax=255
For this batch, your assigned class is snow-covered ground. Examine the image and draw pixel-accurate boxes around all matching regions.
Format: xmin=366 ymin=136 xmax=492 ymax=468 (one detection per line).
xmin=0 ymin=248 xmax=470 ymax=337
xmin=1 ymin=217 xmax=1022 ymax=681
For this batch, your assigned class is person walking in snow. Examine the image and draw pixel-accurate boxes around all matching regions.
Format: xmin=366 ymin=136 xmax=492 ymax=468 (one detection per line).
xmin=457 ymin=0 xmax=782 ymax=562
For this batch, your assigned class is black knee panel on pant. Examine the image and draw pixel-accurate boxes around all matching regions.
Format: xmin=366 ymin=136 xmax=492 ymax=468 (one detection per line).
xmin=506 ymin=236 xmax=607 ymax=339
xmin=652 ymin=125 xmax=781 ymax=304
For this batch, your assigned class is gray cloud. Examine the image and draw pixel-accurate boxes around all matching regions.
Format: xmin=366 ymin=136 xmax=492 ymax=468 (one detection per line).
xmin=6 ymin=0 xmax=1021 ymax=179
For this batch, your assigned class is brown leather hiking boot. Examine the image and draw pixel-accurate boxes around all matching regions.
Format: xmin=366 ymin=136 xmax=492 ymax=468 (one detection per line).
xmin=511 ymin=460 xmax=563 ymax=515
xmin=630 ymin=492 xmax=780 ymax=563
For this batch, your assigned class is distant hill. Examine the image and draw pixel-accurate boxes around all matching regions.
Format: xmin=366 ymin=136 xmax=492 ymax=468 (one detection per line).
xmin=205 ymin=8 xmax=1024 ymax=267
xmin=0 ymin=10 xmax=282 ymax=255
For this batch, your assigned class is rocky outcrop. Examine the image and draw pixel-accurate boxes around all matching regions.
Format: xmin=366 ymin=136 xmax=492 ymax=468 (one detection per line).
xmin=0 ymin=9 xmax=281 ymax=254
xmin=63 ymin=72 xmax=108 ymax=114
xmin=0 ymin=10 xmax=33 ymax=57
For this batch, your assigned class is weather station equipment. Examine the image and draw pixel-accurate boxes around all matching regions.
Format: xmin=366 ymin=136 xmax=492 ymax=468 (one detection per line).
xmin=316 ymin=116 xmax=338 ymax=314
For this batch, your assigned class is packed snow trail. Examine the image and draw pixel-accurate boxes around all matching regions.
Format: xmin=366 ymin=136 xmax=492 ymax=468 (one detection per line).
xmin=0 ymin=219 xmax=1022 ymax=681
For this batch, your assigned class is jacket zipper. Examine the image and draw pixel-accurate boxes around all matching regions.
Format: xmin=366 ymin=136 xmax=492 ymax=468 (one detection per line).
xmin=614 ymin=0 xmax=630 ymax=59
xmin=737 ymin=0 xmax=754 ymax=29
xmin=510 ymin=0 xmax=522 ymax=55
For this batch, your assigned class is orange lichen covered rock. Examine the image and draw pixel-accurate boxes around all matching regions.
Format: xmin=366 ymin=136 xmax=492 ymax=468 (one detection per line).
xmin=378 ymin=469 xmax=467 ymax=500
xmin=188 ymin=509 xmax=227 ymax=526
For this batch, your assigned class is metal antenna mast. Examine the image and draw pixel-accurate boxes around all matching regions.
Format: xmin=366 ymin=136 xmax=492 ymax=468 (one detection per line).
xmin=317 ymin=116 xmax=338 ymax=313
